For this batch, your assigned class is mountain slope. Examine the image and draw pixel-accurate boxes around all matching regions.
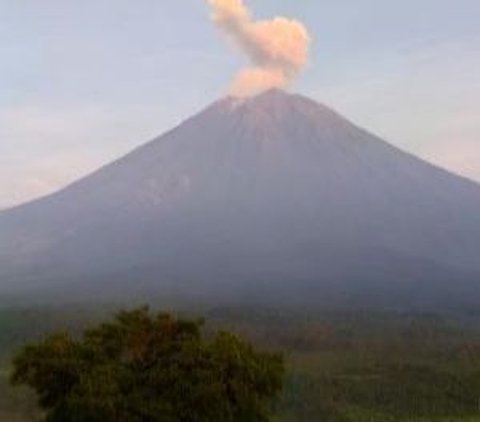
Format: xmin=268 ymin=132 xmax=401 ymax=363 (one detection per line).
xmin=1 ymin=90 xmax=480 ymax=308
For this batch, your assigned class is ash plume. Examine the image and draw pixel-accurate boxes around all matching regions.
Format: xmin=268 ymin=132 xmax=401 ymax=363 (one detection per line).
xmin=208 ymin=0 xmax=311 ymax=97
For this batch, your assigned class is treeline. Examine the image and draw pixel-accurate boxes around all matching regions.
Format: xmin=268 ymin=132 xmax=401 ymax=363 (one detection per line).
xmin=0 ymin=306 xmax=112 ymax=363
xmin=209 ymin=308 xmax=480 ymax=421
xmin=2 ymin=305 xmax=480 ymax=421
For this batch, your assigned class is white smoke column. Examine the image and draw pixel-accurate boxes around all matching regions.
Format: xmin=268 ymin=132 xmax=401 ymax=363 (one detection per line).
xmin=208 ymin=0 xmax=311 ymax=97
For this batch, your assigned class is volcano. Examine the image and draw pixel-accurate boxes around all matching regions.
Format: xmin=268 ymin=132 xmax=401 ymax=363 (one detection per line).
xmin=2 ymin=90 xmax=480 ymax=309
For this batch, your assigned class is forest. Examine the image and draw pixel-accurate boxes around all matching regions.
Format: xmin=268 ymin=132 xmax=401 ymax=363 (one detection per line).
xmin=2 ymin=304 xmax=480 ymax=421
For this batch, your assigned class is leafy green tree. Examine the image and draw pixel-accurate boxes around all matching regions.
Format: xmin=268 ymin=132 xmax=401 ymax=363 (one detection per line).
xmin=10 ymin=307 xmax=284 ymax=422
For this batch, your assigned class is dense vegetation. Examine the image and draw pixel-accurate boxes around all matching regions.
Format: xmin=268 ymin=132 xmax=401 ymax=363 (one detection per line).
xmin=2 ymin=305 xmax=480 ymax=421
xmin=9 ymin=307 xmax=284 ymax=422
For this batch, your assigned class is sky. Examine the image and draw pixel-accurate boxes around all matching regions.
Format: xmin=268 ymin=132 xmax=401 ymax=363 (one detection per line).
xmin=1 ymin=0 xmax=479 ymax=209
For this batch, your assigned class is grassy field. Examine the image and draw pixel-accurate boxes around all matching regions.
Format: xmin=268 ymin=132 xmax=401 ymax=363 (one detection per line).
xmin=2 ymin=305 xmax=480 ymax=421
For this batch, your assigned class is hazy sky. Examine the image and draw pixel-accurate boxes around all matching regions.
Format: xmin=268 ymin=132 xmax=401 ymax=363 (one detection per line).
xmin=1 ymin=0 xmax=479 ymax=209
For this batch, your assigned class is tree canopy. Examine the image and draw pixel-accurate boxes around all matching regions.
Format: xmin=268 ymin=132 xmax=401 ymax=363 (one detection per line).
xmin=10 ymin=307 xmax=284 ymax=422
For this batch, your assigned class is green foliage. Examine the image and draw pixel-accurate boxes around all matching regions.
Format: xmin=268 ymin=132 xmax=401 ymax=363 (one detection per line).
xmin=5 ymin=306 xmax=480 ymax=421
xmin=206 ymin=308 xmax=480 ymax=421
xmin=10 ymin=307 xmax=284 ymax=422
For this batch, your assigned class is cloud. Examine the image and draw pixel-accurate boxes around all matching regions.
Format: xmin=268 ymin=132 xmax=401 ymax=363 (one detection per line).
xmin=208 ymin=0 xmax=311 ymax=97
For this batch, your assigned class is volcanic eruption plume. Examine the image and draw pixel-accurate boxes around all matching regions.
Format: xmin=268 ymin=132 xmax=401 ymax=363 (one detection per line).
xmin=208 ymin=0 xmax=311 ymax=97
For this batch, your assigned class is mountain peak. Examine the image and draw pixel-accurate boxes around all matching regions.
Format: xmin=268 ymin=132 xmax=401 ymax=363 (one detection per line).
xmin=2 ymin=85 xmax=480 ymax=309
xmin=213 ymin=88 xmax=345 ymax=132
xmin=224 ymin=88 xmax=311 ymax=109
xmin=227 ymin=87 xmax=289 ymax=101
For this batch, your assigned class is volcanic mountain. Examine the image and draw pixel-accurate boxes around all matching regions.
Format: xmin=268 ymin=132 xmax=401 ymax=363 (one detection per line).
xmin=2 ymin=90 xmax=480 ymax=309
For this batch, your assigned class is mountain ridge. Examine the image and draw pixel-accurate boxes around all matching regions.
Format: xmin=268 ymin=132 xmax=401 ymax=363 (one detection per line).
xmin=1 ymin=89 xmax=480 ymax=309
xmin=3 ymin=89 xmax=479 ymax=213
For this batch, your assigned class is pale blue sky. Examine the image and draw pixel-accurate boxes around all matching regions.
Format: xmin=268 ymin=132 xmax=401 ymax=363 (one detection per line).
xmin=1 ymin=0 xmax=479 ymax=208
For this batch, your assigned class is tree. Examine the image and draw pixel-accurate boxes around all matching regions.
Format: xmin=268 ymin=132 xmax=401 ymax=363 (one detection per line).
xmin=10 ymin=307 xmax=284 ymax=422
